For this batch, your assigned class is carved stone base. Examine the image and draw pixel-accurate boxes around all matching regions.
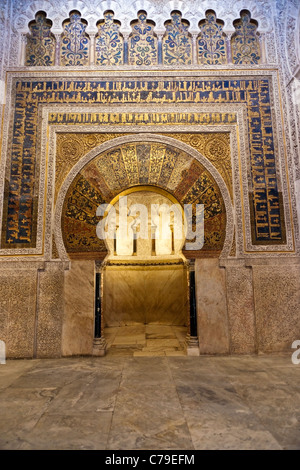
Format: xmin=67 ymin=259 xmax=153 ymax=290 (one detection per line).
xmin=186 ymin=335 xmax=200 ymax=356
xmin=92 ymin=337 xmax=107 ymax=356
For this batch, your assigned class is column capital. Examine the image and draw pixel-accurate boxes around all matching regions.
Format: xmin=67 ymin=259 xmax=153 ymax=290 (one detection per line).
xmin=188 ymin=258 xmax=195 ymax=271
xmin=225 ymin=31 xmax=234 ymax=40
xmin=95 ymin=260 xmax=105 ymax=272
xmin=21 ymin=32 xmax=28 ymax=43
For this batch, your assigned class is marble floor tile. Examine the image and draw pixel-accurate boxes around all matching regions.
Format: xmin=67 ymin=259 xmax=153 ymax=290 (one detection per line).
xmin=188 ymin=422 xmax=282 ymax=450
xmin=144 ymin=338 xmax=181 ymax=349
xmin=10 ymin=367 xmax=92 ymax=389
xmin=172 ymin=326 xmax=187 ymax=343
xmin=17 ymin=412 xmax=113 ymax=450
xmin=105 ymin=347 xmax=138 ymax=356
xmin=0 ymin=356 xmax=299 ymax=450
xmin=133 ymin=350 xmax=166 ymax=356
xmin=107 ymin=385 xmax=193 ymax=450
xmin=165 ymin=350 xmax=186 ymax=356
xmin=105 ymin=325 xmax=187 ymax=356
xmin=145 ymin=324 xmax=177 ymax=339
xmin=232 ymin=383 xmax=300 ymax=449
xmin=120 ymin=357 xmax=172 ymax=386
xmin=0 ymin=359 xmax=41 ymax=390
xmin=0 ymin=387 xmax=58 ymax=433
xmin=47 ymin=373 xmax=122 ymax=413
xmin=112 ymin=335 xmax=146 ymax=347
xmin=107 ymin=419 xmax=194 ymax=450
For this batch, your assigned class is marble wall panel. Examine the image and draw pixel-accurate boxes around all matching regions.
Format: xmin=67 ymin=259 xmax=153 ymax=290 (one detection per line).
xmin=62 ymin=260 xmax=95 ymax=356
xmin=103 ymin=265 xmax=188 ymax=327
xmin=252 ymin=263 xmax=300 ymax=352
xmin=195 ymin=259 xmax=229 ymax=354
xmin=225 ymin=266 xmax=256 ymax=354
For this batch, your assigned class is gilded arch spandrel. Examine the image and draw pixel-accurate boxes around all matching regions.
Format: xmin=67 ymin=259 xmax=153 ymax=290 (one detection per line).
xmin=54 ymin=134 xmax=234 ymax=261
xmin=61 ymin=143 xmax=226 ymax=256
xmin=55 ymin=132 xmax=232 ymax=204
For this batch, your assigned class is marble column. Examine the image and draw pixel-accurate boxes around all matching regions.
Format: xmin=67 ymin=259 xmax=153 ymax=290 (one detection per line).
xmin=259 ymin=32 xmax=266 ymax=64
xmin=93 ymin=264 xmax=107 ymax=356
xmin=89 ymin=34 xmax=95 ymax=65
xmin=226 ymin=32 xmax=233 ymax=64
xmin=123 ymin=33 xmax=129 ymax=64
xmin=186 ymin=259 xmax=200 ymax=356
xmin=20 ymin=34 xmax=27 ymax=66
xmin=54 ymin=34 xmax=61 ymax=65
xmin=192 ymin=33 xmax=198 ymax=65
xmin=157 ymin=33 xmax=164 ymax=64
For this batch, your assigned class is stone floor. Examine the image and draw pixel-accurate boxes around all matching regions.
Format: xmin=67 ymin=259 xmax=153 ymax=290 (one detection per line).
xmin=104 ymin=324 xmax=187 ymax=356
xmin=0 ymin=354 xmax=299 ymax=450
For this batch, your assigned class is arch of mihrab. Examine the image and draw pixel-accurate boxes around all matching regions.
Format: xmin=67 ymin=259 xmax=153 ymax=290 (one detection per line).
xmin=0 ymin=1 xmax=299 ymax=358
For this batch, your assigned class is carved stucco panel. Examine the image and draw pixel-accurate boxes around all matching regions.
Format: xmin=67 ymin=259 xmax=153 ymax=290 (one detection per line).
xmin=36 ymin=261 xmax=64 ymax=358
xmin=252 ymin=264 xmax=300 ymax=352
xmin=0 ymin=269 xmax=37 ymax=357
xmin=225 ymin=266 xmax=256 ymax=354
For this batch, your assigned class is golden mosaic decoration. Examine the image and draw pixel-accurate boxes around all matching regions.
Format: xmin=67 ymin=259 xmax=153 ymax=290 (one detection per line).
xmin=161 ymin=133 xmax=232 ymax=199
xmin=60 ymin=140 xmax=227 ymax=256
xmin=55 ymin=132 xmax=232 ymax=201
xmin=55 ymin=133 xmax=128 ymax=201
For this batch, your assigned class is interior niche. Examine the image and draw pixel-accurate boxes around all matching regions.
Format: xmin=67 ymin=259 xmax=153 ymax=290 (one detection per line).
xmin=102 ymin=187 xmax=188 ymax=328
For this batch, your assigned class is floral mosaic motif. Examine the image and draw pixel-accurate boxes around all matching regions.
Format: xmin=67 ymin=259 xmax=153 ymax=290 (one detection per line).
xmin=231 ymin=10 xmax=261 ymax=64
xmin=197 ymin=10 xmax=227 ymax=65
xmin=60 ymin=10 xmax=89 ymax=66
xmin=128 ymin=10 xmax=158 ymax=66
xmin=95 ymin=10 xmax=123 ymax=66
xmin=162 ymin=11 xmax=192 ymax=65
xmin=25 ymin=11 xmax=55 ymax=66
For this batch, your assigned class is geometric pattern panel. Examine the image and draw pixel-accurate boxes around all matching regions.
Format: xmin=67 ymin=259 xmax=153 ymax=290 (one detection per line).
xmin=2 ymin=77 xmax=284 ymax=248
xmin=60 ymin=10 xmax=89 ymax=66
xmin=162 ymin=11 xmax=192 ymax=65
xmin=62 ymin=142 xmax=226 ymax=255
xmin=128 ymin=10 xmax=158 ymax=65
xmin=197 ymin=10 xmax=227 ymax=65
xmin=231 ymin=10 xmax=261 ymax=65
xmin=25 ymin=11 xmax=55 ymax=66
xmin=95 ymin=10 xmax=123 ymax=66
